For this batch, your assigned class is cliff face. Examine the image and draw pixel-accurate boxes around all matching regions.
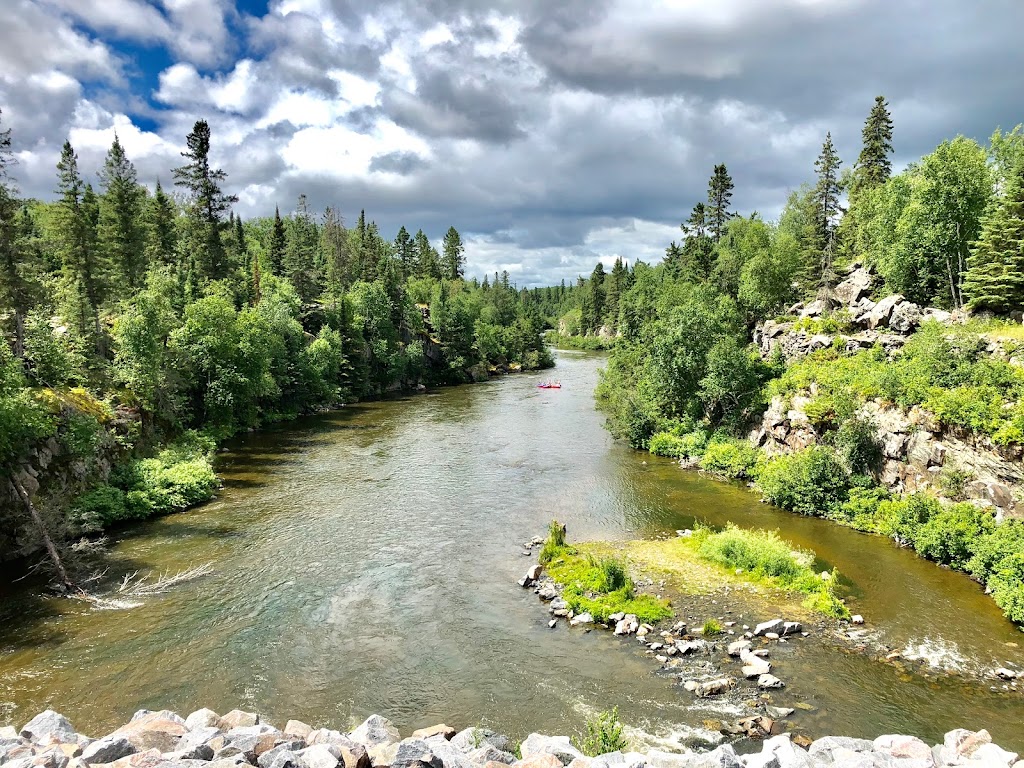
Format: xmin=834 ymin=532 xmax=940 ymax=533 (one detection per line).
xmin=748 ymin=266 xmax=1023 ymax=519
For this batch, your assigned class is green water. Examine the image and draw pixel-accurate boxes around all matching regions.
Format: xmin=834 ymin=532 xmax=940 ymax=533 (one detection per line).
xmin=1 ymin=351 xmax=1022 ymax=750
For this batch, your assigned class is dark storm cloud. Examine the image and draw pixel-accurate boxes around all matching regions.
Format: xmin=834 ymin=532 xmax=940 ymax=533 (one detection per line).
xmin=369 ymin=150 xmax=428 ymax=175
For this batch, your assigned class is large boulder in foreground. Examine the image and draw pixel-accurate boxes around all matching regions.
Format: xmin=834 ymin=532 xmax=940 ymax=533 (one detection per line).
xmin=519 ymin=735 xmax=583 ymax=766
xmin=350 ymin=716 xmax=400 ymax=749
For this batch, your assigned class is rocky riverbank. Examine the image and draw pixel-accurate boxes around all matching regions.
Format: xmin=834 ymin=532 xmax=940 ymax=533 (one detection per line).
xmin=3 ymin=706 xmax=1022 ymax=768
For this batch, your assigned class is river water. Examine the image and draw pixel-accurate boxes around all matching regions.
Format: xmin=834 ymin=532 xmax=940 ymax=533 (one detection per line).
xmin=1 ymin=351 xmax=1022 ymax=750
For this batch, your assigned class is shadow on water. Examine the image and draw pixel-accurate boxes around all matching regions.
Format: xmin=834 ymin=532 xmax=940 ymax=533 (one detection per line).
xmin=0 ymin=350 xmax=1022 ymax=750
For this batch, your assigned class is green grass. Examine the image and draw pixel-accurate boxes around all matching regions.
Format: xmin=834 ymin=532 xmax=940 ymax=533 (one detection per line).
xmin=691 ymin=525 xmax=850 ymax=618
xmin=541 ymin=525 xmax=671 ymax=624
xmin=576 ymin=708 xmax=628 ymax=757
xmin=702 ymin=618 xmax=723 ymax=635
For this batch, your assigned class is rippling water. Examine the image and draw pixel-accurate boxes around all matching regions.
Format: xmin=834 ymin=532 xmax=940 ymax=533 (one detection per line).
xmin=1 ymin=350 xmax=1022 ymax=751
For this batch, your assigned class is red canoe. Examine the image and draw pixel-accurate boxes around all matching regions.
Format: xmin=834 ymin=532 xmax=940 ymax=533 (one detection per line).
xmin=537 ymin=383 xmax=562 ymax=389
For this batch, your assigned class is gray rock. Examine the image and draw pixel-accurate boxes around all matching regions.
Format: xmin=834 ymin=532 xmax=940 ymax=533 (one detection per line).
xmin=834 ymin=267 xmax=873 ymax=306
xmin=450 ymin=729 xmax=510 ymax=755
xmin=808 ymin=737 xmax=875 ymax=759
xmin=259 ymin=744 xmax=309 ymax=768
xmin=753 ymin=620 xmax=784 ymax=637
xmin=185 ymin=710 xmax=221 ymax=731
xmin=889 ymin=302 xmax=922 ymax=334
xmin=391 ymin=740 xmax=442 ymax=768
xmin=465 ymin=746 xmax=515 ymax=766
xmin=690 ymin=744 xmax=741 ymax=768
xmin=81 ymin=736 xmax=137 ymax=764
xmin=350 ymin=717 xmax=400 ymax=749
xmin=968 ymin=743 xmax=1019 ymax=766
xmin=781 ymin=622 xmax=802 ymax=636
xmin=755 ymin=736 xmax=813 ymax=768
xmin=422 ymin=736 xmax=476 ymax=768
xmin=520 ymin=735 xmax=584 ymax=766
xmin=176 ymin=727 xmax=222 ymax=754
xmin=614 ymin=616 xmax=639 ymax=636
xmin=726 ymin=640 xmax=751 ymax=657
xmin=691 ymin=678 xmax=736 ymax=698
xmin=757 ymin=675 xmax=785 ymax=690
xmin=644 ymin=750 xmax=695 ymax=768
xmin=675 ymin=640 xmax=708 ymax=656
xmin=866 ymin=294 xmax=905 ymax=329
xmin=0 ymin=726 xmax=18 ymax=740
xmin=298 ymin=745 xmax=342 ymax=768
xmin=20 ymin=712 xmax=77 ymax=747
xmin=569 ymin=613 xmax=594 ymax=627
xmin=33 ymin=748 xmax=69 ymax=768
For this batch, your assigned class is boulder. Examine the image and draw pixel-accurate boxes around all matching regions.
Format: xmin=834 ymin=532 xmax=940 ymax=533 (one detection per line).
xmin=350 ymin=717 xmax=400 ymax=749
xmin=33 ymin=748 xmax=70 ymax=768
xmin=220 ymin=725 xmax=282 ymax=761
xmin=515 ymin=757 xmax=564 ymax=768
xmin=753 ymin=620 xmax=784 ymax=637
xmin=781 ymin=622 xmax=802 ymax=636
xmin=465 ymin=746 xmax=515 ymax=766
xmin=21 ymin=712 xmax=78 ymax=747
xmin=866 ymin=294 xmax=905 ymax=329
xmin=691 ymin=678 xmax=736 ymax=698
xmin=284 ymin=722 xmax=314 ymax=740
xmin=219 ymin=712 xmax=260 ymax=731
xmin=519 ymin=735 xmax=583 ymax=766
xmin=689 ymin=744 xmax=741 ymax=768
xmin=889 ymin=301 xmax=922 ymax=333
xmin=968 ymin=743 xmax=1019 ymax=766
xmin=0 ymin=725 xmax=19 ymax=740
xmin=451 ymin=730 xmax=510 ymax=755
xmin=175 ymin=726 xmax=221 ymax=754
xmin=184 ymin=710 xmax=221 ymax=731
xmin=872 ymin=735 xmax=934 ymax=766
xmin=112 ymin=713 xmax=188 ymax=754
xmin=258 ymin=744 xmax=308 ymax=768
xmin=740 ymin=650 xmax=771 ymax=678
xmin=675 ymin=640 xmax=708 ymax=656
xmin=808 ymin=737 xmax=874 ymax=760
xmin=81 ymin=738 xmax=136 ymax=765
xmin=538 ymin=585 xmax=559 ymax=602
xmin=412 ymin=727 xmax=455 ymax=742
xmin=735 ymin=717 xmax=774 ymax=740
xmin=391 ymin=740 xmax=442 ymax=768
xmin=298 ymin=745 xmax=342 ymax=768
xmin=757 ymin=675 xmax=785 ymax=690
xmin=368 ymin=743 xmax=399 ymax=768
xmin=726 ymin=640 xmax=751 ymax=657
xmin=614 ymin=616 xmax=639 ymax=636
xmin=834 ymin=267 xmax=873 ymax=306
xmin=95 ymin=747 xmax=166 ymax=768
xmin=569 ymin=614 xmax=594 ymax=627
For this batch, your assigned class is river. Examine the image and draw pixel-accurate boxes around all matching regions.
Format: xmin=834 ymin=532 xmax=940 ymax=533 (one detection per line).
xmin=1 ymin=350 xmax=1022 ymax=751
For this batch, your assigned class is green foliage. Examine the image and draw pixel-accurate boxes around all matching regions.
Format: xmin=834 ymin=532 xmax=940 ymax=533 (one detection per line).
xmin=698 ymin=439 xmax=758 ymax=478
xmin=691 ymin=524 xmax=849 ymax=618
xmin=827 ymin=416 xmax=882 ymax=474
xmin=914 ymin=503 xmax=995 ymax=570
xmin=701 ymin=618 xmax=723 ymax=636
xmin=578 ymin=708 xmax=628 ymax=757
xmin=648 ymin=430 xmax=709 ymax=459
xmin=968 ymin=520 xmax=1024 ymax=583
xmin=538 ymin=520 xmax=568 ymax=565
xmin=989 ymin=553 xmax=1024 ymax=624
xmin=874 ymin=493 xmax=940 ymax=547
xmin=756 ymin=447 xmax=850 ymax=516
xmin=0 ymin=344 xmax=56 ymax=469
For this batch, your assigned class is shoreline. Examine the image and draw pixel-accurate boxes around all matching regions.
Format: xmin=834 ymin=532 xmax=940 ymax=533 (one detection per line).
xmin=3 ymin=706 xmax=1019 ymax=768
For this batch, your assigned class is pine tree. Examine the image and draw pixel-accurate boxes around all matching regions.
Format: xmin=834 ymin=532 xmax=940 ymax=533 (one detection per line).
xmin=321 ymin=205 xmax=349 ymax=292
xmin=54 ymin=141 xmax=105 ymax=352
xmin=268 ymin=205 xmax=286 ymax=275
xmin=442 ymin=226 xmax=465 ymax=280
xmin=414 ymin=228 xmax=441 ymax=279
xmin=852 ymin=96 xmax=894 ymax=196
xmin=964 ymin=161 xmax=1024 ymax=312
xmin=98 ymin=134 xmax=146 ymax=290
xmin=394 ymin=226 xmax=415 ymax=279
xmin=172 ymin=120 xmax=237 ymax=282
xmin=145 ymin=180 xmax=178 ymax=266
xmin=584 ymin=262 xmax=606 ymax=333
xmin=663 ymin=241 xmax=684 ymax=279
xmin=707 ymin=165 xmax=735 ymax=242
xmin=812 ymin=133 xmax=843 ymax=300
xmin=0 ymin=110 xmax=40 ymax=357
xmin=681 ymin=201 xmax=715 ymax=278
xmin=605 ymin=257 xmax=625 ymax=329
xmin=285 ymin=193 xmax=319 ymax=300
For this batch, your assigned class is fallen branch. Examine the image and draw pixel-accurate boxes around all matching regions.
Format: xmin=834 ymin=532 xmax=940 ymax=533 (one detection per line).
xmin=70 ymin=562 xmax=214 ymax=610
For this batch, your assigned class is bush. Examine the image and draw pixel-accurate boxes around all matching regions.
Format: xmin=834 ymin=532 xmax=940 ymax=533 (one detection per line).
xmin=648 ymin=432 xmax=687 ymax=458
xmin=833 ymin=486 xmax=890 ymax=530
xmin=914 ymin=503 xmax=995 ymax=570
xmin=968 ymin=520 xmax=1024 ymax=583
xmin=702 ymin=618 xmax=723 ymax=635
xmin=539 ymin=520 xmax=568 ymax=565
xmin=828 ymin=417 xmax=882 ymax=475
xmin=989 ymin=553 xmax=1024 ymax=625
xmin=756 ymin=447 xmax=850 ymax=516
xmin=578 ymin=708 xmax=627 ymax=757
xmin=874 ymin=493 xmax=940 ymax=547
xmin=545 ymin=548 xmax=671 ymax=624
xmin=699 ymin=440 xmax=758 ymax=478
xmin=70 ymin=485 xmax=130 ymax=530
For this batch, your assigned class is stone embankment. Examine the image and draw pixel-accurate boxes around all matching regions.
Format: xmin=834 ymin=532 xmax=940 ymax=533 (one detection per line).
xmin=4 ymin=706 xmax=1022 ymax=768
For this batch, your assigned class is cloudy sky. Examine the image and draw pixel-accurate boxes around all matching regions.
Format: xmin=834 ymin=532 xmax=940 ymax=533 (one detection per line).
xmin=1 ymin=0 xmax=1022 ymax=286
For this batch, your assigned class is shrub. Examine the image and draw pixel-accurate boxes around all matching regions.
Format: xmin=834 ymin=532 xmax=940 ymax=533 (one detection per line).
xmin=968 ymin=520 xmax=1024 ymax=583
xmin=874 ymin=493 xmax=940 ymax=547
xmin=833 ymin=486 xmax=890 ymax=530
xmin=989 ymin=553 xmax=1024 ymax=625
xmin=70 ymin=485 xmax=130 ymax=531
xmin=600 ymin=558 xmax=629 ymax=592
xmin=648 ymin=432 xmax=687 ymax=458
xmin=756 ymin=447 xmax=850 ymax=516
xmin=702 ymin=618 xmax=723 ymax=635
xmin=914 ymin=503 xmax=995 ymax=570
xmin=828 ymin=417 xmax=882 ymax=475
xmin=699 ymin=440 xmax=758 ymax=478
xmin=545 ymin=549 xmax=670 ymax=624
xmin=539 ymin=520 xmax=568 ymax=565
xmin=578 ymin=708 xmax=627 ymax=757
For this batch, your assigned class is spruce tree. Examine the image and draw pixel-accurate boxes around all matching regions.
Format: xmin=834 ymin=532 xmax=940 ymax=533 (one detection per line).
xmin=414 ymin=228 xmax=441 ymax=279
xmin=54 ymin=141 xmax=105 ymax=352
xmin=0 ymin=111 xmax=41 ymax=357
xmin=964 ymin=161 xmax=1024 ymax=312
xmin=321 ymin=206 xmax=349 ymax=292
xmin=145 ymin=180 xmax=178 ymax=266
xmin=586 ymin=262 xmax=606 ymax=333
xmin=812 ymin=133 xmax=843 ymax=300
xmin=98 ymin=134 xmax=146 ymax=290
xmin=442 ymin=226 xmax=465 ymax=280
xmin=681 ymin=201 xmax=715 ymax=278
xmin=268 ymin=205 xmax=286 ymax=275
xmin=172 ymin=119 xmax=236 ymax=282
xmin=285 ymin=193 xmax=319 ymax=300
xmin=394 ymin=226 xmax=414 ymax=278
xmin=852 ymin=96 xmax=894 ymax=195
xmin=604 ymin=257 xmax=626 ymax=330
xmin=707 ymin=164 xmax=735 ymax=242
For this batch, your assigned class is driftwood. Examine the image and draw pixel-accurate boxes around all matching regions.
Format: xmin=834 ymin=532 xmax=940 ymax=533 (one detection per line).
xmin=9 ymin=475 xmax=73 ymax=588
